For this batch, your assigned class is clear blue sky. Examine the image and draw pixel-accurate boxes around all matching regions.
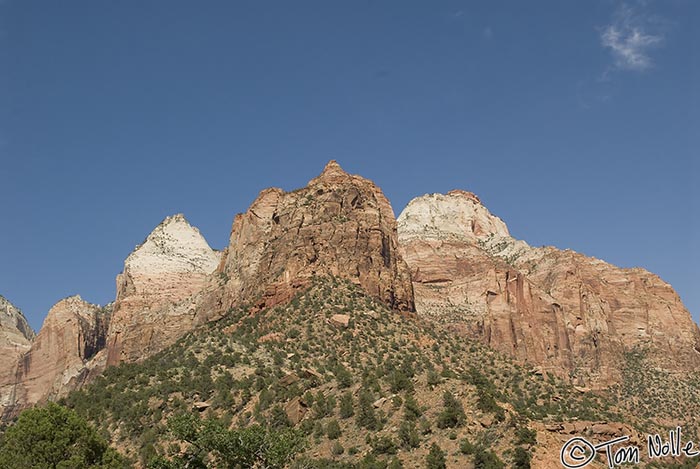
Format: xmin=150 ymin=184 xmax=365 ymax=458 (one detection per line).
xmin=1 ymin=1 xmax=698 ymax=332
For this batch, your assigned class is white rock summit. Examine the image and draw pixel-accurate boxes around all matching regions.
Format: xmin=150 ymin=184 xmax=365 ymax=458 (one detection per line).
xmin=398 ymin=190 xmax=700 ymax=387
xmin=105 ymin=214 xmax=221 ymax=366
xmin=124 ymin=213 xmax=221 ymax=277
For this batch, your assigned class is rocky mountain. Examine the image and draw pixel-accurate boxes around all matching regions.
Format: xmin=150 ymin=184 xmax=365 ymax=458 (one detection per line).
xmin=203 ymin=160 xmax=414 ymax=321
xmin=0 ymin=296 xmax=34 ymax=417
xmin=63 ymin=278 xmax=628 ymax=469
xmin=11 ymin=296 xmax=110 ymax=410
xmin=2 ymin=161 xmax=700 ymax=468
xmin=1 ymin=214 xmax=222 ymax=416
xmin=398 ymin=190 xmax=700 ymax=387
xmin=105 ymin=214 xmax=221 ymax=366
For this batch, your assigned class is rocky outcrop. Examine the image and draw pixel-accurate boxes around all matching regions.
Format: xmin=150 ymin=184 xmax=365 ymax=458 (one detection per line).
xmin=105 ymin=214 xmax=221 ymax=366
xmin=0 ymin=296 xmax=34 ymax=417
xmin=205 ymin=160 xmax=414 ymax=319
xmin=10 ymin=296 xmax=109 ymax=413
xmin=398 ymin=191 xmax=700 ymax=386
xmin=513 ymin=247 xmax=700 ymax=382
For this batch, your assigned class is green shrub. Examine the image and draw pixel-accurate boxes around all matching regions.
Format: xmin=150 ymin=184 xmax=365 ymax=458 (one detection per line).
xmin=459 ymin=437 xmax=475 ymax=454
xmin=397 ymin=421 xmax=420 ymax=449
xmin=0 ymin=403 xmax=127 ymax=469
xmin=437 ymin=391 xmax=466 ymax=428
xmin=513 ymin=447 xmax=531 ymax=469
xmin=514 ymin=426 xmax=536 ymax=446
xmin=326 ymin=419 xmax=342 ymax=440
xmin=356 ymin=390 xmax=379 ymax=430
xmin=339 ymin=392 xmax=354 ymax=419
xmin=371 ymin=435 xmax=398 ymax=455
xmin=331 ymin=441 xmax=345 ymax=456
xmin=425 ymin=443 xmax=446 ymax=469
xmin=474 ymin=447 xmax=505 ymax=469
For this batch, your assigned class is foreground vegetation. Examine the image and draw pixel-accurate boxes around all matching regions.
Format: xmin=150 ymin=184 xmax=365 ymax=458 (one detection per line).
xmin=2 ymin=277 xmax=698 ymax=467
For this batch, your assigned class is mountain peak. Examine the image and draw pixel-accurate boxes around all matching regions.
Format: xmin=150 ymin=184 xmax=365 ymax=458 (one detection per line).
xmin=216 ymin=161 xmax=414 ymax=314
xmin=0 ymin=295 xmax=34 ymax=342
xmin=447 ymin=189 xmax=482 ymax=205
xmin=309 ymin=160 xmax=352 ymax=185
xmin=160 ymin=213 xmax=188 ymax=225
xmin=397 ymin=191 xmax=510 ymax=243
xmin=127 ymin=214 xmax=220 ymax=275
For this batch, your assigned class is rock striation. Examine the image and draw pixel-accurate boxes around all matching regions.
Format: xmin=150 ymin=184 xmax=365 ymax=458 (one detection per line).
xmin=105 ymin=214 xmax=221 ymax=366
xmin=398 ymin=190 xmax=700 ymax=386
xmin=206 ymin=160 xmax=414 ymax=318
xmin=0 ymin=296 xmax=34 ymax=418
xmin=12 ymin=296 xmax=110 ymax=408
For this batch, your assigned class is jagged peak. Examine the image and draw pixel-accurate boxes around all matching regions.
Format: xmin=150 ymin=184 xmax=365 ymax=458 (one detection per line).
xmin=43 ymin=296 xmax=101 ymax=325
xmin=160 ymin=213 xmax=188 ymax=225
xmin=308 ymin=160 xmax=353 ymax=185
xmin=51 ymin=295 xmax=94 ymax=308
xmin=320 ymin=159 xmax=346 ymax=176
xmin=125 ymin=213 xmax=221 ymax=275
xmin=397 ymin=191 xmax=511 ymax=242
xmin=0 ymin=295 xmax=35 ymax=341
xmin=446 ymin=189 xmax=482 ymax=205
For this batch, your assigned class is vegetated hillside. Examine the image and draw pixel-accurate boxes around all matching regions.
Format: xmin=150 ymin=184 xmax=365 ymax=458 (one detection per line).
xmin=59 ymin=277 xmax=696 ymax=468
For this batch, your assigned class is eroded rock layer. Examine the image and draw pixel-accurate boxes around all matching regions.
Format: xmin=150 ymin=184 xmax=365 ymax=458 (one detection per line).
xmin=207 ymin=160 xmax=414 ymax=318
xmin=105 ymin=214 xmax=221 ymax=366
xmin=12 ymin=296 xmax=109 ymax=409
xmin=0 ymin=296 xmax=34 ymax=417
xmin=398 ymin=190 xmax=700 ymax=386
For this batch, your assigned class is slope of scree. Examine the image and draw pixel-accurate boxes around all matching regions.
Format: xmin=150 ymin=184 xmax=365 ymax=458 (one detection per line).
xmin=60 ymin=277 xmax=685 ymax=469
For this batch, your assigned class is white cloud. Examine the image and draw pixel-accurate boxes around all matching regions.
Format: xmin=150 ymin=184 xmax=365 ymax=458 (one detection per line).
xmin=600 ymin=4 xmax=664 ymax=72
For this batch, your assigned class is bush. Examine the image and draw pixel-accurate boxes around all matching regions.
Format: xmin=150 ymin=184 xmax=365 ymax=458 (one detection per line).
xmin=371 ymin=435 xmax=398 ymax=455
xmin=459 ymin=437 xmax=475 ymax=454
xmin=0 ymin=403 xmax=127 ymax=469
xmin=403 ymin=395 xmax=422 ymax=421
xmin=425 ymin=443 xmax=446 ymax=469
xmin=436 ymin=391 xmax=466 ymax=428
xmin=356 ymin=390 xmax=379 ymax=430
xmin=427 ymin=369 xmax=441 ymax=387
xmin=334 ymin=365 xmax=354 ymax=388
xmin=331 ymin=441 xmax=345 ymax=456
xmin=397 ymin=421 xmax=420 ymax=449
xmin=474 ymin=448 xmax=505 ymax=469
xmin=513 ymin=447 xmax=531 ymax=469
xmin=514 ymin=426 xmax=536 ymax=446
xmin=387 ymin=370 xmax=413 ymax=393
xmin=162 ymin=412 xmax=304 ymax=468
xmin=339 ymin=392 xmax=355 ymax=419
xmin=326 ymin=419 xmax=342 ymax=440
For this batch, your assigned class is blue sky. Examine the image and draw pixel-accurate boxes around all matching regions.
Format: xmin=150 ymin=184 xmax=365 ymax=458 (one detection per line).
xmin=1 ymin=1 xmax=697 ymax=331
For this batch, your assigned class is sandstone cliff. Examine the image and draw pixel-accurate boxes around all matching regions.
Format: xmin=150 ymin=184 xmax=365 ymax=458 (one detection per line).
xmin=11 ymin=296 xmax=110 ymax=409
xmin=398 ymin=190 xmax=700 ymax=386
xmin=0 ymin=296 xmax=34 ymax=418
xmin=105 ymin=214 xmax=221 ymax=366
xmin=204 ymin=160 xmax=414 ymax=320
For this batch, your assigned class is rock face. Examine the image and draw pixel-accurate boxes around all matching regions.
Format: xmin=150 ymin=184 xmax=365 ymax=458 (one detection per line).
xmin=207 ymin=160 xmax=414 ymax=318
xmin=105 ymin=214 xmax=221 ymax=366
xmin=0 ymin=296 xmax=34 ymax=417
xmin=12 ymin=296 xmax=110 ymax=409
xmin=398 ymin=191 xmax=700 ymax=386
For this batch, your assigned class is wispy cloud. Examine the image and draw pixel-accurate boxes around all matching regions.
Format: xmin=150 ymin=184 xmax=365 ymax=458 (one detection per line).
xmin=600 ymin=3 xmax=664 ymax=72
